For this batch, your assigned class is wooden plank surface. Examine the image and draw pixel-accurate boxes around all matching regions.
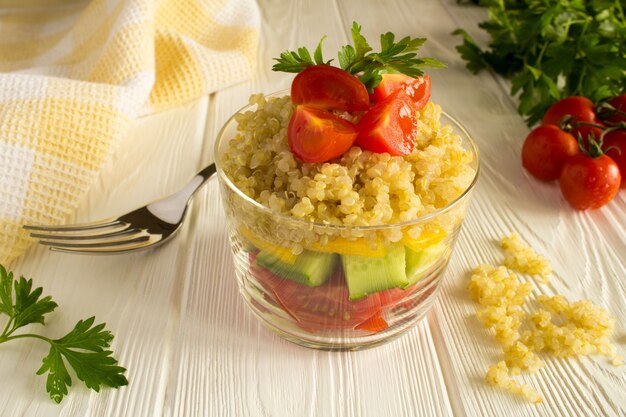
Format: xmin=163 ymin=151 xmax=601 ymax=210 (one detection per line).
xmin=2 ymin=1 xmax=625 ymax=416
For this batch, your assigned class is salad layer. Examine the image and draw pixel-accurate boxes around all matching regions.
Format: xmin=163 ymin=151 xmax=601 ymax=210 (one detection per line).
xmin=222 ymin=95 xmax=475 ymax=230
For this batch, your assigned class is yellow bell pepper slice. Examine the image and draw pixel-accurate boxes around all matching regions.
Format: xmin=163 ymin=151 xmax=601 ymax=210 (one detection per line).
xmin=240 ymin=225 xmax=446 ymax=262
xmin=306 ymin=237 xmax=387 ymax=258
xmin=239 ymin=226 xmax=297 ymax=264
xmin=402 ymin=228 xmax=446 ymax=253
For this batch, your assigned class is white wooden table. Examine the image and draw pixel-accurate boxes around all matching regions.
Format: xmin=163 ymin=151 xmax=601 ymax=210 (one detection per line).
xmin=3 ymin=1 xmax=626 ymax=416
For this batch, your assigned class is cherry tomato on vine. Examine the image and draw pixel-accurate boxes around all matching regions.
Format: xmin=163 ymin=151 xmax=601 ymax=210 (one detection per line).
xmin=605 ymin=94 xmax=626 ymax=124
xmin=372 ymin=74 xmax=431 ymax=111
xmin=570 ymin=124 xmax=604 ymax=144
xmin=542 ymin=96 xmax=597 ymax=127
xmin=356 ymin=90 xmax=416 ymax=156
xmin=559 ymin=154 xmax=621 ymax=210
xmin=603 ymin=129 xmax=626 ymax=188
xmin=288 ymin=106 xmax=358 ymax=163
xmin=291 ymin=64 xmax=370 ymax=112
xmin=521 ymin=125 xmax=579 ymax=181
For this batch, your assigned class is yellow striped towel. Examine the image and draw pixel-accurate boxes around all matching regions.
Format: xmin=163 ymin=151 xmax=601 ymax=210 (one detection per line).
xmin=0 ymin=0 xmax=260 ymax=264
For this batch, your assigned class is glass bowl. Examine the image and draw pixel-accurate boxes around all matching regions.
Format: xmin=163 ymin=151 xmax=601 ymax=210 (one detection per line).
xmin=214 ymin=92 xmax=479 ymax=350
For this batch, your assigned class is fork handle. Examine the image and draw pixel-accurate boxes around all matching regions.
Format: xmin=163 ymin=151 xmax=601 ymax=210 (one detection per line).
xmin=146 ymin=163 xmax=217 ymax=224
xmin=197 ymin=163 xmax=218 ymax=182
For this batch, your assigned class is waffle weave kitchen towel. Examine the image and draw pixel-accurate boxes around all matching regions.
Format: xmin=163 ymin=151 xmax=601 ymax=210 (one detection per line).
xmin=0 ymin=0 xmax=260 ymax=263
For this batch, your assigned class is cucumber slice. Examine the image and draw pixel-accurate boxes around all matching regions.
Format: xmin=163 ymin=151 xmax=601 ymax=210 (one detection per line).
xmin=342 ymin=244 xmax=408 ymax=300
xmin=405 ymin=244 xmax=445 ymax=287
xmin=256 ymin=249 xmax=339 ymax=287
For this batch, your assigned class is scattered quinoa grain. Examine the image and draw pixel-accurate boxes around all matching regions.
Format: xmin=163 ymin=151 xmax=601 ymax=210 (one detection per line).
xmin=526 ymin=295 xmax=620 ymax=362
xmin=485 ymin=361 xmax=542 ymax=403
xmin=500 ymin=234 xmax=552 ymax=282
xmin=503 ymin=341 xmax=544 ymax=374
xmin=470 ymin=235 xmax=622 ymax=404
xmin=468 ymin=264 xmax=532 ymax=309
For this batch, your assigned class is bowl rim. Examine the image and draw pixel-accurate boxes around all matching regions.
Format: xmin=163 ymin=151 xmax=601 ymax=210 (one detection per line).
xmin=213 ymin=92 xmax=480 ymax=231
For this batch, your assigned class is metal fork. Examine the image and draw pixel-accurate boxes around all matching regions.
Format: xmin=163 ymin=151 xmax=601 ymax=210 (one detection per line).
xmin=24 ymin=164 xmax=217 ymax=254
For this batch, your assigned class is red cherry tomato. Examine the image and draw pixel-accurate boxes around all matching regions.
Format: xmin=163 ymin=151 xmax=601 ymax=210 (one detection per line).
xmin=378 ymin=285 xmax=415 ymax=308
xmin=354 ymin=311 xmax=388 ymax=332
xmin=356 ymin=90 xmax=416 ymax=156
xmin=559 ymin=154 xmax=621 ymax=210
xmin=291 ymin=64 xmax=370 ymax=112
xmin=521 ymin=125 xmax=580 ymax=181
xmin=570 ymin=124 xmax=604 ymax=143
xmin=372 ymin=74 xmax=431 ymax=111
xmin=542 ymin=96 xmax=597 ymax=127
xmin=603 ymin=129 xmax=626 ymax=188
xmin=605 ymin=94 xmax=626 ymax=124
xmin=288 ymin=106 xmax=358 ymax=163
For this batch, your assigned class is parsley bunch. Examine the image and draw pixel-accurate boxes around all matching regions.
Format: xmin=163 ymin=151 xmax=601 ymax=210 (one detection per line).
xmin=0 ymin=265 xmax=128 ymax=403
xmin=273 ymin=22 xmax=446 ymax=91
xmin=453 ymin=0 xmax=626 ymax=125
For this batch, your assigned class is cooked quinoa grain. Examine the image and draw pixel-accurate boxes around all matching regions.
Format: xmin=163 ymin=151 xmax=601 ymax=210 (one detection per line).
xmin=500 ymin=233 xmax=552 ymax=282
xmin=469 ymin=235 xmax=621 ymax=404
xmin=468 ymin=264 xmax=532 ymax=309
xmin=222 ymin=94 xmax=475 ymax=228
xmin=524 ymin=295 xmax=620 ymax=360
xmin=485 ymin=361 xmax=542 ymax=404
xmin=469 ymin=265 xmax=532 ymax=346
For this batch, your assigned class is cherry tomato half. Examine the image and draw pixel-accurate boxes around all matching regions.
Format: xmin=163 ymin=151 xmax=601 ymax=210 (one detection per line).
xmin=356 ymin=90 xmax=416 ymax=156
xmin=288 ymin=106 xmax=358 ymax=163
xmin=603 ymin=129 xmax=626 ymax=188
xmin=372 ymin=74 xmax=431 ymax=111
xmin=354 ymin=311 xmax=388 ymax=332
xmin=542 ymin=96 xmax=597 ymax=127
xmin=521 ymin=125 xmax=580 ymax=181
xmin=559 ymin=154 xmax=621 ymax=210
xmin=291 ymin=64 xmax=370 ymax=112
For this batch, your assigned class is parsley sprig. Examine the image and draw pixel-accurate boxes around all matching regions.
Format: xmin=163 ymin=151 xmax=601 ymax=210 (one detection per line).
xmin=272 ymin=36 xmax=332 ymax=73
xmin=273 ymin=22 xmax=446 ymax=91
xmin=0 ymin=265 xmax=128 ymax=403
xmin=453 ymin=0 xmax=626 ymax=125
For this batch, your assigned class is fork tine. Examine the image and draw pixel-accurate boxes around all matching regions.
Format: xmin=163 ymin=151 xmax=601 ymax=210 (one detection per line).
xmin=48 ymin=238 xmax=161 ymax=254
xmin=28 ymin=226 xmax=136 ymax=241
xmin=23 ymin=219 xmax=123 ymax=233
xmin=39 ymin=234 xmax=152 ymax=249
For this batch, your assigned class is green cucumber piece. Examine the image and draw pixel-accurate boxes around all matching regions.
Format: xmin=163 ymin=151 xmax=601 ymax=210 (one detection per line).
xmin=405 ymin=244 xmax=445 ymax=287
xmin=342 ymin=244 xmax=408 ymax=300
xmin=256 ymin=249 xmax=339 ymax=287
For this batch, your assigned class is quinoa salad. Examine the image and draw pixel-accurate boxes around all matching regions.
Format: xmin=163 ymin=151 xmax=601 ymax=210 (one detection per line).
xmin=214 ymin=26 xmax=479 ymax=345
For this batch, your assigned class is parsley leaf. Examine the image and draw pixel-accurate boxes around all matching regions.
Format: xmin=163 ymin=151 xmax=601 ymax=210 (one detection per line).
xmin=37 ymin=317 xmax=128 ymax=403
xmin=0 ymin=265 xmax=58 ymax=333
xmin=272 ymin=36 xmax=332 ymax=72
xmin=13 ymin=277 xmax=58 ymax=330
xmin=0 ymin=264 xmax=128 ymax=403
xmin=453 ymin=0 xmax=626 ymax=125
xmin=338 ymin=22 xmax=373 ymax=73
xmin=273 ymin=21 xmax=446 ymax=91
xmin=0 ymin=265 xmax=14 ymax=316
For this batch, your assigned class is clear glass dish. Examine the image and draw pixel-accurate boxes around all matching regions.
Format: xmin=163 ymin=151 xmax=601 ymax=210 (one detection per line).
xmin=214 ymin=92 xmax=480 ymax=350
